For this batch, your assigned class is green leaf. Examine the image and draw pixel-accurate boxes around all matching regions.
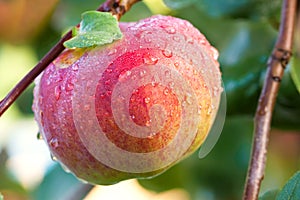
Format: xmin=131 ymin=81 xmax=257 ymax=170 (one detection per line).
xmin=276 ymin=171 xmax=300 ymax=200
xmin=64 ymin=11 xmax=123 ymax=48
xmin=31 ymin=164 xmax=87 ymax=200
xmin=290 ymin=57 xmax=300 ymax=94
xmin=163 ymin=0 xmax=196 ymax=9
xmin=259 ymin=189 xmax=279 ymax=200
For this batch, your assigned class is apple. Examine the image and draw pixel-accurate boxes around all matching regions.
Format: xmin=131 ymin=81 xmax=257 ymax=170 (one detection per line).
xmin=32 ymin=15 xmax=222 ymax=185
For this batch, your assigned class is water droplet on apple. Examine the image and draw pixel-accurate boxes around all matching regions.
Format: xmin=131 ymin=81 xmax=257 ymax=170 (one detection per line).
xmin=36 ymin=132 xmax=43 ymax=140
xmin=72 ymin=64 xmax=79 ymax=71
xmin=197 ymin=105 xmax=202 ymax=114
xmin=108 ymin=49 xmax=117 ymax=55
xmin=49 ymin=138 xmax=59 ymax=149
xmin=145 ymin=120 xmax=151 ymax=127
xmin=66 ymin=82 xmax=74 ymax=91
xmin=187 ymin=37 xmax=194 ymax=44
xmin=54 ymin=86 xmax=61 ymax=100
xmin=144 ymin=97 xmax=151 ymax=104
xmin=165 ymin=26 xmax=176 ymax=34
xmin=166 ymin=82 xmax=173 ymax=89
xmin=210 ymin=47 xmax=219 ymax=60
xmin=164 ymin=89 xmax=169 ymax=95
xmin=185 ymin=93 xmax=192 ymax=104
xmin=174 ymin=62 xmax=180 ymax=68
xmin=143 ymin=56 xmax=158 ymax=65
xmin=213 ymin=86 xmax=219 ymax=97
xmin=126 ymin=70 xmax=132 ymax=76
xmin=162 ymin=49 xmax=173 ymax=58
xmin=50 ymin=153 xmax=57 ymax=161
xmin=105 ymin=68 xmax=113 ymax=73
xmin=173 ymin=36 xmax=180 ymax=42
xmin=139 ymin=70 xmax=147 ymax=77
xmin=144 ymin=35 xmax=152 ymax=43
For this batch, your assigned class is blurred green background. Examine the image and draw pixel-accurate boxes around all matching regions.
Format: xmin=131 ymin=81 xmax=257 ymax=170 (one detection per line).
xmin=0 ymin=0 xmax=299 ymax=199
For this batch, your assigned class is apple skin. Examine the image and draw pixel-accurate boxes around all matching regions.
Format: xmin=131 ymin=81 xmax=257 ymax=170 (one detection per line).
xmin=33 ymin=15 xmax=222 ymax=185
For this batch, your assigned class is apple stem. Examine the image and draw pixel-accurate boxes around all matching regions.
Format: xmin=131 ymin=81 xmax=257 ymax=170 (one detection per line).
xmin=243 ymin=0 xmax=297 ymax=199
xmin=0 ymin=0 xmax=141 ymax=117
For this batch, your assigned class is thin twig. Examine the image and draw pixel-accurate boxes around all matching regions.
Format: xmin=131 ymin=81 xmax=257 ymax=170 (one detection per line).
xmin=0 ymin=0 xmax=141 ymax=117
xmin=243 ymin=0 xmax=297 ymax=199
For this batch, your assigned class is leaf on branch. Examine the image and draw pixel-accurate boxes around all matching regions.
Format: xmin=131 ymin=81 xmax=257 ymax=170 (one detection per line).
xmin=64 ymin=11 xmax=123 ymax=49
xmin=163 ymin=0 xmax=196 ymax=9
xmin=276 ymin=171 xmax=300 ymax=200
xmin=290 ymin=57 xmax=300 ymax=94
xmin=259 ymin=189 xmax=279 ymax=200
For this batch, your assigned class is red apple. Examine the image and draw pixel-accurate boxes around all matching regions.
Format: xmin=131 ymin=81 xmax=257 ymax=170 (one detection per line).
xmin=33 ymin=15 xmax=222 ymax=185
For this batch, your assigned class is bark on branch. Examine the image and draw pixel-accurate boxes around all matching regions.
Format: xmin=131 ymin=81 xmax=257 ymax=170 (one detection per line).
xmin=243 ymin=0 xmax=297 ymax=199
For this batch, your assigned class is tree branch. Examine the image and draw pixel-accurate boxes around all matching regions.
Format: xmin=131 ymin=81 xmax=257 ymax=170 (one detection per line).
xmin=0 ymin=0 xmax=141 ymax=117
xmin=243 ymin=0 xmax=297 ymax=199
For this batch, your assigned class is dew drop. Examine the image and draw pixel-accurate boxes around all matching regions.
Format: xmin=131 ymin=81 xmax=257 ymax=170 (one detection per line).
xmin=211 ymin=47 xmax=219 ymax=60
xmin=49 ymin=138 xmax=59 ymax=149
xmin=54 ymin=86 xmax=61 ymax=100
xmin=211 ymin=104 xmax=216 ymax=110
xmin=164 ymin=88 xmax=169 ymax=95
xmin=139 ymin=70 xmax=147 ymax=77
xmin=126 ymin=70 xmax=132 ymax=76
xmin=145 ymin=120 xmax=151 ymax=127
xmin=151 ymin=76 xmax=158 ymax=86
xmin=162 ymin=49 xmax=173 ymax=58
xmin=108 ymin=49 xmax=117 ymax=55
xmin=185 ymin=93 xmax=192 ymax=104
xmin=106 ymin=68 xmax=113 ymax=73
xmin=144 ymin=36 xmax=152 ymax=43
xmin=131 ymin=115 xmax=136 ymax=120
xmin=66 ymin=82 xmax=74 ymax=91
xmin=213 ymin=86 xmax=219 ymax=97
xmin=50 ymin=153 xmax=57 ymax=161
xmin=197 ymin=105 xmax=202 ymax=114
xmin=174 ymin=62 xmax=180 ymax=68
xmin=165 ymin=26 xmax=176 ymax=34
xmin=36 ymin=132 xmax=43 ymax=140
xmin=207 ymin=107 xmax=212 ymax=115
xmin=168 ymin=82 xmax=175 ymax=88
xmin=173 ymin=36 xmax=180 ymax=42
xmin=147 ymin=132 xmax=156 ymax=139
xmin=187 ymin=38 xmax=194 ymax=44
xmin=143 ymin=56 xmax=158 ymax=65
xmin=144 ymin=97 xmax=151 ymax=104
xmin=72 ymin=64 xmax=79 ymax=71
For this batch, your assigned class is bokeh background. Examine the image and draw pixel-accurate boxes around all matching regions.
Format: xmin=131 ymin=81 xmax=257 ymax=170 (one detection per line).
xmin=0 ymin=0 xmax=299 ymax=199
